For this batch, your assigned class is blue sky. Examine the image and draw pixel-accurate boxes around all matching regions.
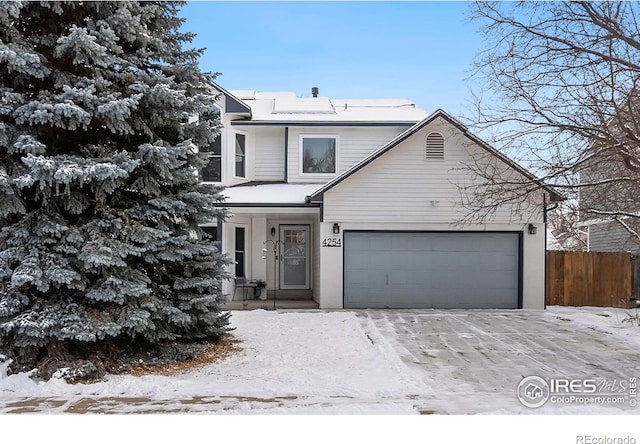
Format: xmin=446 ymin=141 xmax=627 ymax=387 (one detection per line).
xmin=178 ymin=1 xmax=481 ymax=117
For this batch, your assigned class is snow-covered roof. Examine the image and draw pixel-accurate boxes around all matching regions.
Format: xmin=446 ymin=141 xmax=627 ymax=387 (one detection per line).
xmin=222 ymin=183 xmax=322 ymax=205
xmin=228 ymin=90 xmax=428 ymax=123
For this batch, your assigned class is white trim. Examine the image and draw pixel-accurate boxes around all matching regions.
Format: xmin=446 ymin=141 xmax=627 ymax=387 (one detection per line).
xmin=298 ymin=134 xmax=340 ymax=177
xmin=233 ymin=224 xmax=249 ymax=278
xmin=233 ymin=130 xmax=248 ymax=179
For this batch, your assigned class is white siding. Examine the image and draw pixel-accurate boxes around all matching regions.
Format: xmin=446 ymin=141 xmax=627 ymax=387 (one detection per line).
xmin=317 ymin=117 xmax=547 ymax=310
xmin=323 ymin=119 xmax=543 ymax=224
xmin=312 ymin=212 xmax=321 ymax=302
xmin=253 ymin=127 xmax=286 ymax=181
xmin=287 ymin=126 xmax=411 ymax=183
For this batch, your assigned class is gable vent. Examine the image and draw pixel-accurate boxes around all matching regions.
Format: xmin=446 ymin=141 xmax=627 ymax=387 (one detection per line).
xmin=425 ymin=132 xmax=445 ymax=160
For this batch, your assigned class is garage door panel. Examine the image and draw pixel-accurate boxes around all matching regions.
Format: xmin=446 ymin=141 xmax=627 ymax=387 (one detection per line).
xmin=344 ymin=232 xmax=520 ymax=309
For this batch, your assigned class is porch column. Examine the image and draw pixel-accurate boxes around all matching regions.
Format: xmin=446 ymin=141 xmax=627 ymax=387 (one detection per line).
xmin=319 ymin=221 xmax=343 ymax=309
xmin=251 ymin=216 xmax=267 ymax=281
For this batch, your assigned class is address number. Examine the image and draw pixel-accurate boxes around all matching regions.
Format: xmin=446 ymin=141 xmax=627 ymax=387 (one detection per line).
xmin=322 ymin=238 xmax=342 ymax=247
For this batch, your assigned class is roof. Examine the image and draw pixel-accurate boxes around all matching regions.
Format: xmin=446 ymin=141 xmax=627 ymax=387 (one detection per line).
xmin=227 ymin=90 xmax=429 ymax=124
xmin=307 ymin=109 xmax=564 ymax=203
xmin=210 ymin=82 xmax=252 ymax=115
xmin=222 ymin=183 xmax=322 ymax=206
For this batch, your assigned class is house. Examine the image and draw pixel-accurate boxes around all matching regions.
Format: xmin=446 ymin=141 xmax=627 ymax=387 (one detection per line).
xmin=203 ymin=84 xmax=562 ymax=309
xmin=578 ymin=93 xmax=640 ymax=255
xmin=582 ymin=220 xmax=640 ymax=254
xmin=579 ymin=147 xmax=640 ymax=254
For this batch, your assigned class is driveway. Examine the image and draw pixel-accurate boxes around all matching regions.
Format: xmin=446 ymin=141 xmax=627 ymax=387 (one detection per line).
xmin=356 ymin=309 xmax=640 ymax=414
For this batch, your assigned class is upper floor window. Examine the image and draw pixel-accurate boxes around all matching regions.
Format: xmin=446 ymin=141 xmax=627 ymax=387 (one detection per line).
xmin=200 ymin=106 xmax=222 ymax=182
xmin=425 ymin=132 xmax=445 ymax=160
xmin=301 ymin=135 xmax=337 ymax=174
xmin=201 ymin=135 xmax=222 ymax=182
xmin=235 ymin=133 xmax=246 ymax=178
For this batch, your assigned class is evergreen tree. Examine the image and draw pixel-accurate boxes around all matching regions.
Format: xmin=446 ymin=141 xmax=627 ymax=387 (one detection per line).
xmin=0 ymin=1 xmax=231 ymax=379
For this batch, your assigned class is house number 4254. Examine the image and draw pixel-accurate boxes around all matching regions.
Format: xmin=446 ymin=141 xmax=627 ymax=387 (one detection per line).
xmin=322 ymin=238 xmax=342 ymax=247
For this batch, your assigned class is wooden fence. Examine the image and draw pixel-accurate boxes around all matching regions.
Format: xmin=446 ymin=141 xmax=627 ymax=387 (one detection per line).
xmin=546 ymin=251 xmax=633 ymax=308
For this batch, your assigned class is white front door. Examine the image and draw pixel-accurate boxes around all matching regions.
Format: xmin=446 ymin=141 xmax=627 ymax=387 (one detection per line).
xmin=279 ymin=225 xmax=310 ymax=290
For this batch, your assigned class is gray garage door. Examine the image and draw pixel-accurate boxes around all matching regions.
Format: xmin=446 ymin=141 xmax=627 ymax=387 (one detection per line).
xmin=344 ymin=232 xmax=520 ymax=309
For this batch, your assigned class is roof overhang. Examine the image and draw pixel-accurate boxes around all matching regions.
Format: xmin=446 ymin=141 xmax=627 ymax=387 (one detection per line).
xmin=222 ymin=182 xmax=323 ymax=206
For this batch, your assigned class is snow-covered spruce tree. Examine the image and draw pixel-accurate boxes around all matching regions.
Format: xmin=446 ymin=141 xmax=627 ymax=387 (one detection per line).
xmin=0 ymin=1 xmax=231 ymax=379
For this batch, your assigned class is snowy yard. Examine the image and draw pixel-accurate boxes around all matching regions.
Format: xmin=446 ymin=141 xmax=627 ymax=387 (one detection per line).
xmin=1 ymin=306 xmax=640 ymax=415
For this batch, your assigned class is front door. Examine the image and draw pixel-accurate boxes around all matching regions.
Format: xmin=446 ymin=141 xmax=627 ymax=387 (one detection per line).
xmin=280 ymin=225 xmax=310 ymax=290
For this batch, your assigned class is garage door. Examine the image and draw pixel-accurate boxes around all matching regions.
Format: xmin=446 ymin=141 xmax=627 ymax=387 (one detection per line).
xmin=344 ymin=232 xmax=520 ymax=309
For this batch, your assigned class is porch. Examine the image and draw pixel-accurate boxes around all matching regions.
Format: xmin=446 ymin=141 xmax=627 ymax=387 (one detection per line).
xmin=222 ymin=210 xmax=321 ymax=309
xmin=219 ymin=184 xmax=323 ymax=309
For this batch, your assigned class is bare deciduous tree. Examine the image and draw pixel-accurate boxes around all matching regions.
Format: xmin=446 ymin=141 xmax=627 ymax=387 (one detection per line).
xmin=464 ymin=1 xmax=640 ymax=250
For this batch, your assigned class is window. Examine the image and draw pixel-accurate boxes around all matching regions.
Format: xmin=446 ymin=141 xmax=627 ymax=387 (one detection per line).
xmin=200 ymin=107 xmax=222 ymax=182
xmin=201 ymin=135 xmax=222 ymax=181
xmin=235 ymin=133 xmax=246 ymax=177
xmin=301 ymin=136 xmax=337 ymax=174
xmin=201 ymin=225 xmax=218 ymax=242
xmin=425 ymin=132 xmax=445 ymax=160
xmin=235 ymin=226 xmax=246 ymax=277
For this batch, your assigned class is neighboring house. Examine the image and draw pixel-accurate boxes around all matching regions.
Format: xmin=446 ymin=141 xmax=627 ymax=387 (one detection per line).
xmin=578 ymin=93 xmax=640 ymax=254
xmin=584 ymin=219 xmax=640 ymax=254
xmin=579 ymin=148 xmax=640 ymax=254
xmin=204 ymin=84 xmax=562 ymax=309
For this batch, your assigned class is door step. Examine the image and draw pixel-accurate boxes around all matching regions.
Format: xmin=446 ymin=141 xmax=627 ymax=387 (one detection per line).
xmin=266 ymin=289 xmax=313 ymax=300
xmin=224 ymin=299 xmax=319 ymax=311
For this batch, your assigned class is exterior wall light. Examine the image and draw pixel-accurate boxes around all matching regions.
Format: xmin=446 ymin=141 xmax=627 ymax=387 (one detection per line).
xmin=528 ymin=224 xmax=537 ymax=235
xmin=271 ymin=227 xmax=276 ymax=237
xmin=333 ymin=223 xmax=340 ymax=234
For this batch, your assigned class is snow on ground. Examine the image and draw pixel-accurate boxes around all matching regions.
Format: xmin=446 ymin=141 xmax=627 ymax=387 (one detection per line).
xmin=0 ymin=310 xmax=425 ymax=414
xmin=1 ymin=306 xmax=640 ymax=415
xmin=545 ymin=305 xmax=640 ymax=348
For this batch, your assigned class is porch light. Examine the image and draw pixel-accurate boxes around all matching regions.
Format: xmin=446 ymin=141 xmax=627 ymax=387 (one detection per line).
xmin=528 ymin=224 xmax=537 ymax=235
xmin=271 ymin=227 xmax=276 ymax=237
xmin=333 ymin=223 xmax=340 ymax=234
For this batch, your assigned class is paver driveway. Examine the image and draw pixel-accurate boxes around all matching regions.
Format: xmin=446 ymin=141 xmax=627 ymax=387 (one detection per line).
xmin=356 ymin=309 xmax=640 ymax=414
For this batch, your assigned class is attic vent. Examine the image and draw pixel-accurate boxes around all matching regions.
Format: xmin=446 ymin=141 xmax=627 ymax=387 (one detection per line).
xmin=425 ymin=132 xmax=445 ymax=160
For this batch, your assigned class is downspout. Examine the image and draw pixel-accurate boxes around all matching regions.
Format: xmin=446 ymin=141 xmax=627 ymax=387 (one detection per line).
xmin=284 ymin=127 xmax=289 ymax=183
